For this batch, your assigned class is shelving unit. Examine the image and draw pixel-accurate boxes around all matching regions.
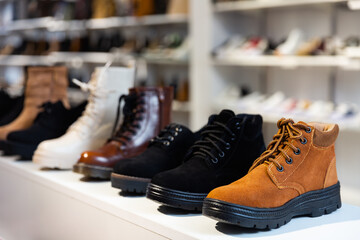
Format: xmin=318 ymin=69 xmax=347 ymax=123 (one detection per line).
xmin=213 ymin=0 xmax=348 ymax=12
xmin=206 ymin=0 xmax=360 ymax=212
xmin=212 ymin=55 xmax=360 ymax=69
xmin=0 ymin=14 xmax=188 ymax=33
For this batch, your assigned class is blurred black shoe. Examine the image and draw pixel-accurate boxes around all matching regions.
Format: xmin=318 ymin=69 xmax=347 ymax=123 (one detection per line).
xmin=1 ymin=100 xmax=86 ymax=160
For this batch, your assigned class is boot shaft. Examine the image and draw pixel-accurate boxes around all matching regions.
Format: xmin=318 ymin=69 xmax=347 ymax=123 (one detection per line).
xmin=114 ymin=86 xmax=173 ymax=148
xmin=94 ymin=66 xmax=135 ymax=126
xmin=25 ymin=66 xmax=69 ymax=109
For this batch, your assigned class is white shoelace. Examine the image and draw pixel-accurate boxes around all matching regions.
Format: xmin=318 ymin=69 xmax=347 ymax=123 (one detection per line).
xmin=68 ymin=61 xmax=115 ymax=137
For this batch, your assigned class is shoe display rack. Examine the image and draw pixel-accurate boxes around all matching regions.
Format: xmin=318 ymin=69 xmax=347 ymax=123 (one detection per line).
xmin=1 ymin=156 xmax=360 ymax=240
xmin=194 ymin=0 xmax=360 ymax=207
xmin=1 ymin=1 xmax=360 ymax=238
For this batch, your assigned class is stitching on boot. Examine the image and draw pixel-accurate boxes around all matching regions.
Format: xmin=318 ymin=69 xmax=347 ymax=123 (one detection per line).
xmin=324 ymin=156 xmax=337 ymax=188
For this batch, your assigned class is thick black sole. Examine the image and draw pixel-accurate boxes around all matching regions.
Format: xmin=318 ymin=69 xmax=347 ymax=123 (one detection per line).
xmin=202 ymin=182 xmax=341 ymax=229
xmin=111 ymin=173 xmax=150 ymax=194
xmin=0 ymin=140 xmax=36 ymax=160
xmin=73 ymin=163 xmax=112 ymax=180
xmin=146 ymin=183 xmax=208 ymax=211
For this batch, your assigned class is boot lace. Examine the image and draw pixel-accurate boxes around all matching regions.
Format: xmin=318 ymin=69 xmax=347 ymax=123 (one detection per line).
xmin=249 ymin=118 xmax=311 ymax=172
xmin=150 ymin=124 xmax=183 ymax=147
xmin=189 ymin=121 xmax=235 ymax=164
xmin=109 ymin=92 xmax=146 ymax=145
xmin=68 ymin=63 xmax=115 ymax=136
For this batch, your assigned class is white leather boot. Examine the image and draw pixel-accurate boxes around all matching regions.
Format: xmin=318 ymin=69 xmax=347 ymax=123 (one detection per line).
xmin=33 ymin=65 xmax=135 ymax=169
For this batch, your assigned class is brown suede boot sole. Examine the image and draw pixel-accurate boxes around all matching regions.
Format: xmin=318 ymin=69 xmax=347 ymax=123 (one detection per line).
xmin=202 ymin=182 xmax=341 ymax=229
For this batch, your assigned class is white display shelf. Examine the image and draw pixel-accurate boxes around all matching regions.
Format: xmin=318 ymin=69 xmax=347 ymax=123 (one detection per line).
xmin=0 ymin=156 xmax=360 ymax=240
xmin=212 ymin=56 xmax=360 ymax=69
xmin=0 ymin=53 xmax=188 ymax=66
xmin=212 ymin=104 xmax=360 ymax=132
xmin=214 ymin=0 xmax=348 ymax=12
xmin=51 ymin=52 xmax=114 ymax=64
xmin=86 ymin=14 xmax=188 ymax=30
xmin=0 ymin=55 xmax=50 ymax=66
xmin=0 ymin=14 xmax=187 ymax=33
xmin=141 ymin=57 xmax=189 ymax=66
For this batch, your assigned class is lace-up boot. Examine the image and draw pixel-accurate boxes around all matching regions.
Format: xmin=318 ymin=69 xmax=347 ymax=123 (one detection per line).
xmin=203 ymin=118 xmax=341 ymax=229
xmin=0 ymin=101 xmax=86 ymax=160
xmin=73 ymin=86 xmax=173 ymax=180
xmin=33 ymin=66 xmax=134 ymax=169
xmin=0 ymin=66 xmax=69 ymax=140
xmin=111 ymin=123 xmax=200 ymax=193
xmin=146 ymin=110 xmax=265 ymax=211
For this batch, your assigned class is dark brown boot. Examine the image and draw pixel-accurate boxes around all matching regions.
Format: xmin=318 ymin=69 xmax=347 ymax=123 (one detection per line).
xmin=0 ymin=66 xmax=69 ymax=140
xmin=73 ymin=86 xmax=173 ymax=179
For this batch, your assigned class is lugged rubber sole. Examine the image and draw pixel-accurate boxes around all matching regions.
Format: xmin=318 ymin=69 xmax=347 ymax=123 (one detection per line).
xmin=111 ymin=173 xmax=151 ymax=194
xmin=73 ymin=163 xmax=112 ymax=180
xmin=202 ymin=182 xmax=341 ymax=229
xmin=146 ymin=183 xmax=208 ymax=211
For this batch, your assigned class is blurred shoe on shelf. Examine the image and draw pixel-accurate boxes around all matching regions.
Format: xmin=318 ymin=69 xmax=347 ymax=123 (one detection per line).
xmin=167 ymin=0 xmax=188 ymax=15
xmin=213 ymin=35 xmax=246 ymax=59
xmin=306 ymin=100 xmax=334 ymax=119
xmin=296 ymin=38 xmax=322 ymax=56
xmin=111 ymin=123 xmax=199 ymax=193
xmin=133 ymin=0 xmax=155 ymax=17
xmin=330 ymin=102 xmax=358 ymax=121
xmin=73 ymin=86 xmax=173 ymax=180
xmin=92 ymin=0 xmax=116 ymax=19
xmin=146 ymin=111 xmax=265 ymax=211
xmin=275 ymin=29 xmax=303 ymax=56
xmin=1 ymin=101 xmax=86 ymax=160
xmin=0 ymin=66 xmax=69 ymax=140
xmin=33 ymin=65 xmax=135 ymax=169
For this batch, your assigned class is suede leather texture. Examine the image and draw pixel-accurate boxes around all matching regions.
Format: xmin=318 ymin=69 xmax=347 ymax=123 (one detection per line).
xmin=207 ymin=119 xmax=339 ymax=208
xmin=113 ymin=124 xmax=198 ymax=179
xmin=150 ymin=111 xmax=266 ymax=194
xmin=4 ymin=101 xmax=86 ymax=148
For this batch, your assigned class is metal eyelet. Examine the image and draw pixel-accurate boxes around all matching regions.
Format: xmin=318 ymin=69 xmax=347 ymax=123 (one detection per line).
xmin=294 ymin=148 xmax=301 ymax=155
xmin=168 ymin=136 xmax=174 ymax=141
xmin=235 ymin=122 xmax=241 ymax=130
xmin=218 ymin=151 xmax=225 ymax=158
xmin=225 ymin=143 xmax=231 ymax=150
xmin=277 ymin=165 xmax=284 ymax=172
xmin=176 ymin=127 xmax=183 ymax=132
xmin=231 ymin=133 xmax=236 ymax=141
xmin=174 ymin=132 xmax=178 ymax=136
xmin=163 ymin=141 xmax=170 ymax=146
xmin=300 ymin=138 xmax=307 ymax=145
xmin=211 ymin=158 xmax=219 ymax=164
xmin=286 ymin=157 xmax=293 ymax=164
xmin=306 ymin=127 xmax=312 ymax=133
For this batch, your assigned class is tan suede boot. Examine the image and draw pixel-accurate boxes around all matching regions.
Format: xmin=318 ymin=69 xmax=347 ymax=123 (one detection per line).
xmin=0 ymin=66 xmax=69 ymax=140
xmin=203 ymin=118 xmax=341 ymax=229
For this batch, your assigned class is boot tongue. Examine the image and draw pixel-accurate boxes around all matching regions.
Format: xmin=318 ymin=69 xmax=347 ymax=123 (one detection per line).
xmin=210 ymin=109 xmax=235 ymax=124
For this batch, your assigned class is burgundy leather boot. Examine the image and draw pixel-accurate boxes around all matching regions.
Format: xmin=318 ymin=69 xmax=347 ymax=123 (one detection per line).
xmin=73 ymin=87 xmax=173 ymax=179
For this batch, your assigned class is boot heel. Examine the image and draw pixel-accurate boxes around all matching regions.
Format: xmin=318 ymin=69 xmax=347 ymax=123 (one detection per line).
xmin=308 ymin=183 xmax=341 ymax=217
